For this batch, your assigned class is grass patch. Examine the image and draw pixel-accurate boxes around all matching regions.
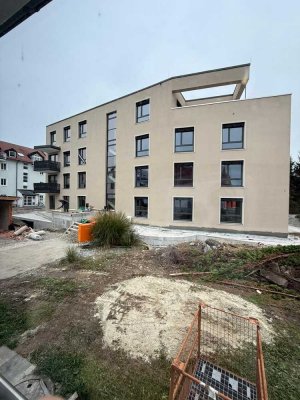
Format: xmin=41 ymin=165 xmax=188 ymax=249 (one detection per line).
xmin=27 ymin=302 xmax=56 ymax=327
xmin=65 ymin=246 xmax=80 ymax=263
xmin=35 ymin=277 xmax=80 ymax=299
xmin=0 ymin=298 xmax=29 ymax=348
xmin=32 ymin=347 xmax=169 ymax=400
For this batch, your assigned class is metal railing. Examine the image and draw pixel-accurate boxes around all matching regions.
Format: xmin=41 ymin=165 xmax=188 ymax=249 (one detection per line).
xmin=33 ymin=182 xmax=60 ymax=193
xmin=33 ymin=160 xmax=60 ymax=172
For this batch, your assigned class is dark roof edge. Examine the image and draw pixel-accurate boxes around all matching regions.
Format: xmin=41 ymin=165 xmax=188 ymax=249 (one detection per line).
xmin=47 ymin=63 xmax=251 ymax=127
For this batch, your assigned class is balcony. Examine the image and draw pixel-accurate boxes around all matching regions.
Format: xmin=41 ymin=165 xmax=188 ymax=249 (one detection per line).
xmin=34 ymin=160 xmax=60 ymax=173
xmin=34 ymin=182 xmax=60 ymax=193
xmin=34 ymin=144 xmax=61 ymax=155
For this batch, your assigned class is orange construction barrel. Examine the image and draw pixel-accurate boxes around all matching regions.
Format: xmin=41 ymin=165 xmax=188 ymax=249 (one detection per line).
xmin=78 ymin=222 xmax=95 ymax=243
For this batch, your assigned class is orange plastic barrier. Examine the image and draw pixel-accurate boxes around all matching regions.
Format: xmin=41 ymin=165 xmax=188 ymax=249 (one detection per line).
xmin=78 ymin=222 xmax=95 ymax=243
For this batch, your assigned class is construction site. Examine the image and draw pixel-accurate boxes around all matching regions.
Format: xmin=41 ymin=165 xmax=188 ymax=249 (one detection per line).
xmin=0 ymin=208 xmax=299 ymax=400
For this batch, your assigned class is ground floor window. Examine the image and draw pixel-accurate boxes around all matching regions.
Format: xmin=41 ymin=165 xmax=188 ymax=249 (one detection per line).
xmin=23 ymin=195 xmax=36 ymax=206
xmin=135 ymin=197 xmax=148 ymax=218
xmin=78 ymin=196 xmax=86 ymax=209
xmin=220 ymin=198 xmax=243 ymax=223
xmin=173 ymin=197 xmax=193 ymax=221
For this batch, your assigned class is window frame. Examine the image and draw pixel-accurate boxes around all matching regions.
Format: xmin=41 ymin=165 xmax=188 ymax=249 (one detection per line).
xmin=174 ymin=127 xmax=194 ymax=153
xmin=136 ymin=98 xmax=150 ymax=123
xmin=173 ymin=197 xmax=193 ymax=221
xmin=64 ymin=126 xmax=71 ymax=142
xmin=78 ymin=171 xmax=86 ymax=189
xmin=0 ymin=163 xmax=7 ymax=171
xmin=1 ymin=178 xmax=7 ymax=186
xmin=134 ymin=196 xmax=148 ymax=218
xmin=220 ymin=197 xmax=243 ymax=224
xmin=78 ymin=120 xmax=87 ymax=138
xmin=78 ymin=196 xmax=86 ymax=209
xmin=23 ymin=172 xmax=28 ymax=183
xmin=50 ymin=131 xmax=56 ymax=145
xmin=63 ymin=173 xmax=70 ymax=189
xmin=63 ymin=151 xmax=70 ymax=167
xmin=221 ymin=160 xmax=244 ymax=187
xmin=174 ymin=162 xmax=194 ymax=187
xmin=221 ymin=122 xmax=245 ymax=150
xmin=135 ymin=134 xmax=149 ymax=157
xmin=135 ymin=165 xmax=149 ymax=187
xmin=78 ymin=147 xmax=87 ymax=165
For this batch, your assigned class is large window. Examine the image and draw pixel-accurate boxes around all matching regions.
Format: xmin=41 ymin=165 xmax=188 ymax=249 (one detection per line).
xmin=79 ymin=121 xmax=87 ymax=138
xmin=221 ymin=161 xmax=243 ymax=187
xmin=48 ymin=175 xmax=57 ymax=183
xmin=135 ymin=166 xmax=148 ymax=187
xmin=63 ymin=173 xmax=70 ymax=189
xmin=222 ymin=123 xmax=244 ymax=149
xmin=136 ymin=99 xmax=150 ymax=123
xmin=1 ymin=163 xmax=6 ymax=170
xmin=135 ymin=197 xmax=148 ymax=217
xmin=174 ymin=163 xmax=193 ymax=186
xmin=50 ymin=131 xmax=56 ymax=145
xmin=78 ymin=196 xmax=86 ymax=209
xmin=220 ymin=198 xmax=243 ymax=223
xmin=173 ymin=197 xmax=193 ymax=221
xmin=106 ymin=112 xmax=117 ymax=210
xmin=63 ymin=151 xmax=70 ymax=167
xmin=23 ymin=196 xmax=36 ymax=206
xmin=175 ymin=127 xmax=194 ymax=152
xmin=78 ymin=147 xmax=86 ymax=165
xmin=64 ymin=126 xmax=71 ymax=142
xmin=1 ymin=178 xmax=7 ymax=186
xmin=136 ymin=134 xmax=149 ymax=157
xmin=78 ymin=172 xmax=86 ymax=188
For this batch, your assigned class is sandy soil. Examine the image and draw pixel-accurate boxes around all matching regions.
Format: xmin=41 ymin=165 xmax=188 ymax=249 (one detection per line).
xmin=95 ymin=276 xmax=274 ymax=360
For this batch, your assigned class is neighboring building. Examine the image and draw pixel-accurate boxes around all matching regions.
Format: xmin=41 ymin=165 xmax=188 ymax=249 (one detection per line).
xmin=0 ymin=141 xmax=46 ymax=207
xmin=35 ymin=64 xmax=291 ymax=236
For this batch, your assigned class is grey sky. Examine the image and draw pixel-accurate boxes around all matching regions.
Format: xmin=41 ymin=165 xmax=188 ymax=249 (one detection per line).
xmin=0 ymin=0 xmax=299 ymax=158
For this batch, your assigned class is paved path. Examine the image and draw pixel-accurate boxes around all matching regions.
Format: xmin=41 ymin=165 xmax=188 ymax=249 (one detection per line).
xmin=0 ymin=236 xmax=71 ymax=280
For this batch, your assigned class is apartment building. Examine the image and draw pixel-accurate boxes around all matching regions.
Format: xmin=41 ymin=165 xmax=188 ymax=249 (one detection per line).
xmin=0 ymin=141 xmax=46 ymax=207
xmin=35 ymin=64 xmax=291 ymax=236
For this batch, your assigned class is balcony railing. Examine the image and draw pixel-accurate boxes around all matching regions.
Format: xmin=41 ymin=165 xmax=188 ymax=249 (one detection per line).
xmin=34 ymin=182 xmax=60 ymax=193
xmin=34 ymin=160 xmax=60 ymax=173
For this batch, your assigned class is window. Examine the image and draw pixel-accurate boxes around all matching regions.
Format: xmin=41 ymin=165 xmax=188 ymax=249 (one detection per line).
xmin=106 ymin=112 xmax=117 ymax=210
xmin=48 ymin=175 xmax=57 ymax=183
xmin=79 ymin=121 xmax=87 ymax=138
xmin=31 ymin=153 xmax=43 ymax=162
xmin=23 ymin=164 xmax=28 ymax=169
xmin=174 ymin=163 xmax=193 ymax=186
xmin=49 ymin=154 xmax=58 ymax=162
xmin=50 ymin=131 xmax=56 ymax=145
xmin=135 ymin=197 xmax=148 ymax=217
xmin=24 ymin=196 xmax=35 ymax=206
xmin=63 ymin=151 xmax=70 ymax=167
xmin=63 ymin=173 xmax=70 ymax=189
xmin=222 ymin=123 xmax=244 ymax=149
xmin=174 ymin=198 xmax=193 ymax=221
xmin=78 ymin=172 xmax=86 ymax=188
xmin=135 ymin=166 xmax=148 ymax=187
xmin=23 ymin=185 xmax=27 ymax=189
xmin=78 ymin=147 xmax=86 ymax=165
xmin=136 ymin=99 xmax=150 ymax=123
xmin=220 ymin=198 xmax=243 ymax=223
xmin=64 ymin=126 xmax=71 ymax=142
xmin=8 ymin=150 xmax=16 ymax=157
xmin=23 ymin=172 xmax=28 ymax=183
xmin=1 ymin=178 xmax=7 ymax=186
xmin=0 ymin=163 xmax=6 ymax=170
xmin=78 ymin=196 xmax=86 ymax=209
xmin=175 ymin=127 xmax=194 ymax=152
xmin=136 ymin=134 xmax=149 ymax=157
xmin=221 ymin=161 xmax=243 ymax=187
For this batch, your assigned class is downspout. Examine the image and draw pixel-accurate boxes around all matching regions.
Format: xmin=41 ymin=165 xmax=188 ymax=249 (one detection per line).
xmin=15 ymin=160 xmax=19 ymax=207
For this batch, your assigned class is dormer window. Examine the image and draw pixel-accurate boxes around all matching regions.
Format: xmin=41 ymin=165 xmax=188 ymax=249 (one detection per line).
xmin=8 ymin=150 xmax=16 ymax=157
xmin=31 ymin=153 xmax=43 ymax=162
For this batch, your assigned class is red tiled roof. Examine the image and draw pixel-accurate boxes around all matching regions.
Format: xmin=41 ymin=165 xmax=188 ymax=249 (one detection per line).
xmin=0 ymin=140 xmax=46 ymax=163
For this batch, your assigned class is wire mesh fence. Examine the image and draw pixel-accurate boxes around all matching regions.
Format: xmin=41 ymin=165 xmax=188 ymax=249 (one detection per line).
xmin=169 ymin=303 xmax=268 ymax=400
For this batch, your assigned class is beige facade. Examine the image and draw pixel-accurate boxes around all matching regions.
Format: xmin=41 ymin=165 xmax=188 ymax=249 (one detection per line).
xmin=36 ymin=64 xmax=291 ymax=236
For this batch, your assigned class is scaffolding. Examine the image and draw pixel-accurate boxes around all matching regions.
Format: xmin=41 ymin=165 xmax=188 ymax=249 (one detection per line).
xmin=169 ymin=304 xmax=268 ymax=400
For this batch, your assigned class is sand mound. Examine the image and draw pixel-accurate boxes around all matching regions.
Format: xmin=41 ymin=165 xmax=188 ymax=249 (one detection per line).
xmin=94 ymin=276 xmax=274 ymax=360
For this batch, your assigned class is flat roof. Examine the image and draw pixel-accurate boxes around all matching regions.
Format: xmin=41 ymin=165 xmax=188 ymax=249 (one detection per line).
xmin=47 ymin=63 xmax=251 ymax=127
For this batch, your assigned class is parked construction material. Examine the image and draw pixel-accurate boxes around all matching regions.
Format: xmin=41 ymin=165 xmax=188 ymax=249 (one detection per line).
xmin=13 ymin=225 xmax=29 ymax=236
xmin=169 ymin=303 xmax=268 ymax=400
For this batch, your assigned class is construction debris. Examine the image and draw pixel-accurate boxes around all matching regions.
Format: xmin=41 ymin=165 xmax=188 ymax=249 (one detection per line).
xmin=13 ymin=225 xmax=29 ymax=236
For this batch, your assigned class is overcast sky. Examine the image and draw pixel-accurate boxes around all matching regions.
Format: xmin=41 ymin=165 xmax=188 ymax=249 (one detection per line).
xmin=0 ymin=0 xmax=299 ymax=158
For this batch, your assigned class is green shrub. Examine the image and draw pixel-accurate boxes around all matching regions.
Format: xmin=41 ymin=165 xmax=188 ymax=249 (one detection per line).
xmin=91 ymin=212 xmax=140 ymax=247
